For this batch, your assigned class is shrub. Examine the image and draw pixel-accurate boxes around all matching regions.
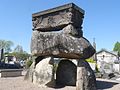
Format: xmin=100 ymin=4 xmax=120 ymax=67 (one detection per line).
xmin=86 ymin=58 xmax=96 ymax=63
xmin=26 ymin=60 xmax=33 ymax=68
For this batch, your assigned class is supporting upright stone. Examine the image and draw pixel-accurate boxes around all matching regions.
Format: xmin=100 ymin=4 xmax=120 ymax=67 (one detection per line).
xmin=24 ymin=56 xmax=37 ymax=82
xmin=76 ymin=59 xmax=97 ymax=90
xmin=76 ymin=60 xmax=85 ymax=90
xmin=50 ymin=57 xmax=56 ymax=87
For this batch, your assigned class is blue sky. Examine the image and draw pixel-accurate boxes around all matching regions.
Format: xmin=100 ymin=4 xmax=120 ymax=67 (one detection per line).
xmin=0 ymin=0 xmax=120 ymax=53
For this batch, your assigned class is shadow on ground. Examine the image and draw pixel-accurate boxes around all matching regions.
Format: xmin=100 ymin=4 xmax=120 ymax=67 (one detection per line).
xmin=46 ymin=80 xmax=66 ymax=89
xmin=46 ymin=79 xmax=119 ymax=89
xmin=97 ymin=80 xmax=119 ymax=90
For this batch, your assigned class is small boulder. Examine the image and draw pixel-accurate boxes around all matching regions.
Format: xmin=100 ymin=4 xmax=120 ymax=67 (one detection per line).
xmin=33 ymin=57 xmax=54 ymax=86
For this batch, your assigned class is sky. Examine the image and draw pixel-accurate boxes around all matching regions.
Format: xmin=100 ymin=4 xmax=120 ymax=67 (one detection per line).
xmin=0 ymin=0 xmax=120 ymax=53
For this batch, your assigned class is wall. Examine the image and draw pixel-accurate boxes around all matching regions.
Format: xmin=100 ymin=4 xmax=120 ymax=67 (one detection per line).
xmin=96 ymin=51 xmax=119 ymax=73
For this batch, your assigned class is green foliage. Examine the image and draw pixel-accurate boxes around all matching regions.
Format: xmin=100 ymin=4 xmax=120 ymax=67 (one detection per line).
xmin=113 ymin=41 xmax=120 ymax=56
xmin=11 ymin=51 xmax=30 ymax=60
xmin=14 ymin=45 xmax=23 ymax=53
xmin=53 ymin=63 xmax=58 ymax=73
xmin=0 ymin=40 xmax=30 ymax=63
xmin=86 ymin=58 xmax=99 ymax=72
xmin=86 ymin=58 xmax=96 ymax=63
xmin=8 ymin=45 xmax=30 ymax=61
xmin=0 ymin=40 xmax=14 ymax=53
xmin=26 ymin=60 xmax=33 ymax=68
xmin=95 ymin=64 xmax=99 ymax=73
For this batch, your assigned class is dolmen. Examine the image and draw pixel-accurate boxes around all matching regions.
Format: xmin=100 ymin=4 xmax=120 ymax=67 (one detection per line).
xmin=25 ymin=3 xmax=97 ymax=90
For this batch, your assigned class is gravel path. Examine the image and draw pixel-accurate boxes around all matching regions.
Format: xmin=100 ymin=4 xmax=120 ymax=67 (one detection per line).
xmin=0 ymin=76 xmax=76 ymax=90
xmin=0 ymin=71 xmax=120 ymax=90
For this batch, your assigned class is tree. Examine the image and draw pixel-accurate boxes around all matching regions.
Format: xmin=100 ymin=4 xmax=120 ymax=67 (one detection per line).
xmin=0 ymin=40 xmax=14 ymax=53
xmin=14 ymin=45 xmax=23 ymax=53
xmin=12 ymin=45 xmax=30 ymax=60
xmin=113 ymin=41 xmax=120 ymax=56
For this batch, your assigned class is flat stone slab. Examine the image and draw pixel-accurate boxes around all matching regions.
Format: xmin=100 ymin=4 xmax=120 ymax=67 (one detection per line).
xmin=31 ymin=30 xmax=95 ymax=59
xmin=32 ymin=3 xmax=84 ymax=31
xmin=0 ymin=69 xmax=22 ymax=77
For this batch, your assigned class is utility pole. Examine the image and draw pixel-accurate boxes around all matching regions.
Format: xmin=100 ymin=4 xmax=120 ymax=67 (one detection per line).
xmin=93 ymin=38 xmax=97 ymax=72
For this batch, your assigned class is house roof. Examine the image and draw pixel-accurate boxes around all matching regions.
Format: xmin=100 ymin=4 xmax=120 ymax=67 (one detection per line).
xmin=96 ymin=49 xmax=118 ymax=56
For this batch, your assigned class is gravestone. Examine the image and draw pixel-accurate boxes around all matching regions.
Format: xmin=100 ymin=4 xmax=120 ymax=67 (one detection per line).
xmin=26 ymin=3 xmax=96 ymax=90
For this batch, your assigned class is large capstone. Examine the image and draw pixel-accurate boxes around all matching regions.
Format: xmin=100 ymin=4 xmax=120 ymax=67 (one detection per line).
xmin=31 ymin=3 xmax=95 ymax=59
xmin=31 ymin=29 xmax=95 ymax=59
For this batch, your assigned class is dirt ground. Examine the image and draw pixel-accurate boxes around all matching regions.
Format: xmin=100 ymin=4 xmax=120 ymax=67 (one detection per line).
xmin=0 ymin=71 xmax=120 ymax=90
xmin=0 ymin=76 xmax=76 ymax=90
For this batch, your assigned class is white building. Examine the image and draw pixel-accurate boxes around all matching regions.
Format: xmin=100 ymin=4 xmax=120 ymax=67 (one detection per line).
xmin=96 ymin=49 xmax=120 ymax=73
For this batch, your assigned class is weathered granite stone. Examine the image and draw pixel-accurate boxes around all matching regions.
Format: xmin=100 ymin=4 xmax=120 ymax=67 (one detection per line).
xmin=32 ymin=3 xmax=84 ymax=31
xmin=31 ymin=30 xmax=95 ymax=59
xmin=32 ymin=57 xmax=53 ymax=86
xmin=28 ymin=3 xmax=97 ymax=90
xmin=56 ymin=60 xmax=97 ymax=90
xmin=25 ymin=58 xmax=97 ymax=89
xmin=24 ymin=61 xmax=35 ymax=82
xmin=63 ymin=24 xmax=83 ymax=37
xmin=31 ymin=3 xmax=95 ymax=59
xmin=76 ymin=60 xmax=97 ymax=90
